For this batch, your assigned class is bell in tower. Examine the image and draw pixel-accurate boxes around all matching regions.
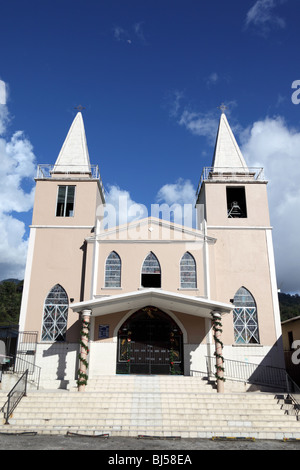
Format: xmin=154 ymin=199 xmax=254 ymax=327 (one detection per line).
xmin=228 ymin=200 xmax=244 ymax=218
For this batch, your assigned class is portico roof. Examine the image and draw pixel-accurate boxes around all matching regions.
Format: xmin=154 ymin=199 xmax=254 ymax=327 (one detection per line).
xmin=71 ymin=288 xmax=233 ymax=318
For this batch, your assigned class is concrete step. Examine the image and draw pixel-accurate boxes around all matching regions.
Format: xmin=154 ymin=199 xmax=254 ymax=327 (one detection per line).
xmin=14 ymin=403 xmax=285 ymax=412
xmin=0 ymin=391 xmax=8 ymax=410
xmin=19 ymin=392 xmax=277 ymax=401
xmin=1 ymin=376 xmax=299 ymax=439
xmin=7 ymin=417 xmax=299 ymax=431
xmin=5 ymin=409 xmax=292 ymax=417
xmin=12 ymin=392 xmax=290 ymax=410
xmin=1 ymin=423 xmax=300 ymax=441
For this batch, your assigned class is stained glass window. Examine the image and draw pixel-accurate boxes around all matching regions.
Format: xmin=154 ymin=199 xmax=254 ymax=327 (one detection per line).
xmin=233 ymin=287 xmax=260 ymax=344
xmin=105 ymin=251 xmax=121 ymax=287
xmin=141 ymin=252 xmax=161 ymax=287
xmin=142 ymin=252 xmax=161 ymax=274
xmin=180 ymin=252 xmax=197 ymax=288
xmin=41 ymin=285 xmax=68 ymax=342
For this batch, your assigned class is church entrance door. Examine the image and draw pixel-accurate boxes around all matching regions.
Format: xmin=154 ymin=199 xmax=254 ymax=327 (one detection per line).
xmin=116 ymin=306 xmax=183 ymax=375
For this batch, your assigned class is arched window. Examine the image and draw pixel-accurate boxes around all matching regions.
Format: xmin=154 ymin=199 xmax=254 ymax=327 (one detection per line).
xmin=141 ymin=252 xmax=161 ymax=288
xmin=105 ymin=251 xmax=121 ymax=287
xmin=233 ymin=287 xmax=260 ymax=344
xmin=41 ymin=284 xmax=68 ymax=342
xmin=180 ymin=252 xmax=197 ymax=288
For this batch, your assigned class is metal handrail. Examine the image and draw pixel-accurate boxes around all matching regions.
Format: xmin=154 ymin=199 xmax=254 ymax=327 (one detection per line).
xmin=36 ymin=163 xmax=100 ymax=178
xmin=35 ymin=164 xmax=105 ymax=197
xmin=192 ymin=357 xmax=300 ymax=418
xmin=205 ymin=356 xmax=288 ymax=389
xmin=1 ymin=369 xmax=28 ymax=424
xmin=2 ymin=354 xmax=41 ymax=390
xmin=285 ymin=374 xmax=300 ymax=418
xmin=13 ymin=355 xmax=41 ymax=390
xmin=196 ymin=166 xmax=265 ymax=198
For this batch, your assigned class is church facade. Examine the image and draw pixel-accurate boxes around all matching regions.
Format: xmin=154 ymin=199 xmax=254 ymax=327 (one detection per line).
xmin=18 ymin=111 xmax=284 ymax=391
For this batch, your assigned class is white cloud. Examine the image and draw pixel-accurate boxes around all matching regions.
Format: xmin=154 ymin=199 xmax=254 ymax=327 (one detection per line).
xmin=156 ymin=178 xmax=195 ymax=206
xmin=133 ymin=22 xmax=146 ymax=42
xmin=155 ymin=178 xmax=197 ymax=228
xmin=178 ymin=110 xmax=219 ymax=143
xmin=167 ymin=90 xmax=185 ymax=118
xmin=176 ymin=100 xmax=238 ymax=143
xmin=101 ymin=179 xmax=197 ymax=230
xmin=0 ymin=214 xmax=30 ymax=280
xmin=0 ymin=93 xmax=36 ymax=281
xmin=245 ymin=0 xmax=286 ymax=34
xmin=0 ymin=80 xmax=6 ymax=105
xmin=240 ymin=116 xmax=300 ymax=293
xmin=112 ymin=22 xmax=146 ymax=45
xmin=0 ymin=102 xmax=9 ymax=135
xmin=174 ymin=100 xmax=300 ymax=293
xmin=101 ymin=184 xmax=148 ymax=228
xmin=112 ymin=25 xmax=131 ymax=43
xmin=206 ymin=72 xmax=219 ymax=87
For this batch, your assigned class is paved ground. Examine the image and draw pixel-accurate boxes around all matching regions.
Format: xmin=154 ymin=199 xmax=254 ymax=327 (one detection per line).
xmin=0 ymin=434 xmax=300 ymax=451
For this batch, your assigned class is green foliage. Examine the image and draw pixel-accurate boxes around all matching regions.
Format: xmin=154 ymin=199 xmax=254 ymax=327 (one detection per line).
xmin=279 ymin=292 xmax=300 ymax=322
xmin=0 ymin=280 xmax=23 ymax=326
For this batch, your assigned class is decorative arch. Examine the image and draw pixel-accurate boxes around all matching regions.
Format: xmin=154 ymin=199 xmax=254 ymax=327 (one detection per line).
xmin=41 ymin=284 xmax=68 ymax=342
xmin=105 ymin=251 xmax=121 ymax=288
xmin=113 ymin=307 xmax=188 ymax=344
xmin=141 ymin=252 xmax=161 ymax=288
xmin=116 ymin=306 xmax=183 ymax=375
xmin=180 ymin=252 xmax=197 ymax=288
xmin=232 ymin=287 xmax=260 ymax=344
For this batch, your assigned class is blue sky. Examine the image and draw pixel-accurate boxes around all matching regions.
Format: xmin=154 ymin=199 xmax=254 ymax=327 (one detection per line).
xmin=0 ymin=0 xmax=300 ymax=293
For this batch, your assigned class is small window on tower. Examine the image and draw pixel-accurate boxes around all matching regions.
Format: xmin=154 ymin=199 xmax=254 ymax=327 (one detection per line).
xmin=226 ymin=187 xmax=247 ymax=218
xmin=56 ymin=186 xmax=75 ymax=217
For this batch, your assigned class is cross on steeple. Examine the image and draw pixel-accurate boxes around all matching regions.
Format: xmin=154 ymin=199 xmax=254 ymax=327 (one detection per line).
xmin=74 ymin=105 xmax=86 ymax=112
xmin=218 ymin=103 xmax=227 ymax=113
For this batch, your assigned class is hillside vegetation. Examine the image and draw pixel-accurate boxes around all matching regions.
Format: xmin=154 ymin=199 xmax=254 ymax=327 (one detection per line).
xmin=0 ymin=280 xmax=23 ymax=326
xmin=278 ymin=292 xmax=300 ymax=322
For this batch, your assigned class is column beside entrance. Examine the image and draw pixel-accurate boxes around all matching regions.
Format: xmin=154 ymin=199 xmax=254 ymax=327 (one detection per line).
xmin=78 ymin=309 xmax=92 ymax=392
xmin=211 ymin=311 xmax=225 ymax=393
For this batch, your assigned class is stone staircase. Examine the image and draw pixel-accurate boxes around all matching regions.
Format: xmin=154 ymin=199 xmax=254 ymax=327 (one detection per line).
xmin=1 ymin=375 xmax=300 ymax=440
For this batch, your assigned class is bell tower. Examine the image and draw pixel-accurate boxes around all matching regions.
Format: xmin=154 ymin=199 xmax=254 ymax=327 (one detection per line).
xmin=19 ymin=112 xmax=105 ymax=345
xmin=196 ymin=112 xmax=283 ymax=366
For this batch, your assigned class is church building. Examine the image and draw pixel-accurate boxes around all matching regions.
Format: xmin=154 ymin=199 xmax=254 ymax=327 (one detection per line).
xmin=18 ymin=110 xmax=284 ymax=392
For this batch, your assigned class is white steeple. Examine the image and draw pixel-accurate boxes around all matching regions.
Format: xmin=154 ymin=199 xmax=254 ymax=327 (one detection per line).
xmin=53 ymin=112 xmax=91 ymax=174
xmin=212 ymin=112 xmax=248 ymax=170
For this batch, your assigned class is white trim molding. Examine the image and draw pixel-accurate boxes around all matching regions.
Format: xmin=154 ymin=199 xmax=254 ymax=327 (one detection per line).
xmin=207 ymin=225 xmax=273 ymax=230
xmin=18 ymin=228 xmax=36 ymax=331
xmin=265 ymin=229 xmax=282 ymax=340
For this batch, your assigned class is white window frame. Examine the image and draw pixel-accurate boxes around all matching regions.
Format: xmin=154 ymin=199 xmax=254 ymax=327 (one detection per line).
xmin=55 ymin=185 xmax=76 ymax=217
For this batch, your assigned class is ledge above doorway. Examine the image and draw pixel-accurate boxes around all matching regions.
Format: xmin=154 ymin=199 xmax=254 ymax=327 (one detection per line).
xmin=71 ymin=288 xmax=233 ymax=319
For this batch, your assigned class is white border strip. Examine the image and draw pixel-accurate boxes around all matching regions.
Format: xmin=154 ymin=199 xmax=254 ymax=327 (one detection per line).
xmin=266 ymin=229 xmax=282 ymax=340
xmin=30 ymin=225 xmax=94 ymax=229
xmin=207 ymin=225 xmax=273 ymax=230
xmin=18 ymin=228 xmax=36 ymax=332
